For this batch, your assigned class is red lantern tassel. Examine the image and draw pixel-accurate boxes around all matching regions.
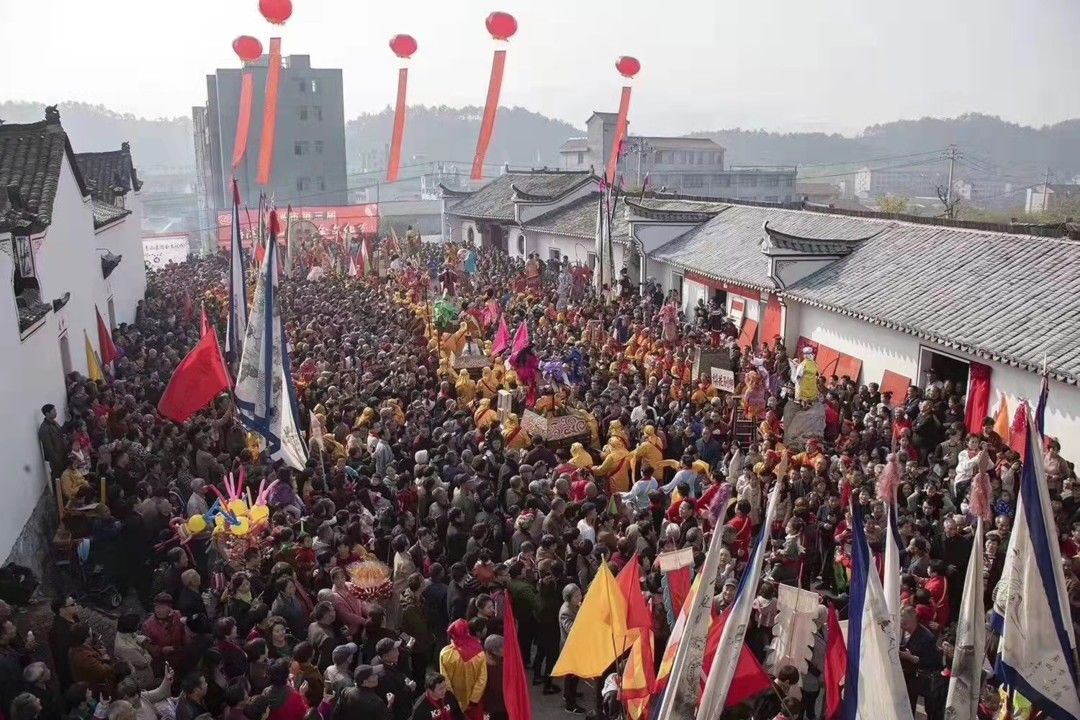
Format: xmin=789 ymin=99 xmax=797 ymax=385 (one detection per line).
xmin=387 ymin=67 xmax=408 ymax=183
xmin=231 ymin=72 xmax=255 ymax=171
xmin=257 ymin=37 xmax=283 ymax=186
xmin=471 ymin=49 xmax=506 ymax=181
xmin=606 ymin=85 xmax=632 ymax=184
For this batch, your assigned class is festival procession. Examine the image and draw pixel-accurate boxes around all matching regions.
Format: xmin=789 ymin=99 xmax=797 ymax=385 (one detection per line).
xmin=1 ymin=4 xmax=1079 ymax=720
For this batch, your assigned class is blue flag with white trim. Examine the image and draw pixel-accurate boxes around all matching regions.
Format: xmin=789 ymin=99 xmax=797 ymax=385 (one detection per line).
xmin=996 ymin=408 xmax=1080 ymax=720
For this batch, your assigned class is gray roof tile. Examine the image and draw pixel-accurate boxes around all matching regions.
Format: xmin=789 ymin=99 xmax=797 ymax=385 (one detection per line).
xmin=445 ymin=170 xmax=594 ymax=221
xmin=525 ymin=193 xmax=629 ymax=243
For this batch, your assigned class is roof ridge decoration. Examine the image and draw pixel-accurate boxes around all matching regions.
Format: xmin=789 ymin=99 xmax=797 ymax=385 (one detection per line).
xmin=510 ymin=174 xmax=597 ymax=204
xmin=761 ymin=219 xmax=887 ymax=256
xmin=624 ymin=198 xmax=728 ymax=223
xmin=438 ymin=183 xmax=473 ymax=199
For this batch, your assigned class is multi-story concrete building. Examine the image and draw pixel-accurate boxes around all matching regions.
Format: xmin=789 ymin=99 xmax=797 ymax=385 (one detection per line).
xmin=195 ymin=50 xmax=347 ymax=214
xmin=558 ymin=112 xmax=797 ymax=202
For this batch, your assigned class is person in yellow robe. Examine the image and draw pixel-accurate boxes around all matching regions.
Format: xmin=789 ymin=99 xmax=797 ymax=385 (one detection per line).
xmin=593 ymin=437 xmax=633 ymax=493
xmin=455 ymin=369 xmax=477 ymax=407
xmin=492 ymin=358 xmax=507 ymax=386
xmin=441 ymin=322 xmax=468 ymax=357
xmin=607 ymin=420 xmax=629 ymax=448
xmin=570 ymin=442 xmax=593 ymax=469
xmin=502 ymin=413 xmax=531 ymax=451
xmin=440 ymin=619 xmax=487 ymax=715
xmin=473 ymin=398 xmax=499 ymax=432
xmin=476 ymin=367 xmax=500 ymax=399
xmin=795 ymin=347 xmax=820 ymax=404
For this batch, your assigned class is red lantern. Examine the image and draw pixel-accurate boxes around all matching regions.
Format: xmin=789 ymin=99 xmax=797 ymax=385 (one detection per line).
xmin=616 ymin=56 xmax=641 ymax=79
xmin=389 ymin=34 xmax=417 ymax=60
xmin=258 ymin=0 xmax=292 ymax=25
xmin=232 ymin=36 xmax=263 ymax=63
xmin=485 ymin=11 xmax=518 ymax=41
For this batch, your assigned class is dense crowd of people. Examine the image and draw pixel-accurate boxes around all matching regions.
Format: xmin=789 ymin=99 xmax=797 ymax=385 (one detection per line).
xmin=2 ymin=239 xmax=1079 ymax=720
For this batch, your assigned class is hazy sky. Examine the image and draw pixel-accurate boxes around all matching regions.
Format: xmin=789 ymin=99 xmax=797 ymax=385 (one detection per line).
xmin=2 ymin=0 xmax=1078 ymax=135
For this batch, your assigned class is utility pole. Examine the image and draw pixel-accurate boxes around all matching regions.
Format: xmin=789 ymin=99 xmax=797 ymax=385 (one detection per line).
xmin=1043 ymin=167 xmax=1051 ymax=212
xmin=945 ymin=144 xmax=958 ymax=219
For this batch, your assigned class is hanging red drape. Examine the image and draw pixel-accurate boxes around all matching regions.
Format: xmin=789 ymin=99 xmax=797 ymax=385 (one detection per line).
xmin=472 ymin=49 xmax=506 ymax=180
xmin=965 ymin=361 xmax=992 ymax=435
xmin=606 ymin=86 xmax=632 ymax=183
xmin=387 ymin=67 xmax=408 ymax=182
xmin=257 ymin=37 xmax=283 ymax=186
xmin=231 ymin=73 xmax=255 ymax=171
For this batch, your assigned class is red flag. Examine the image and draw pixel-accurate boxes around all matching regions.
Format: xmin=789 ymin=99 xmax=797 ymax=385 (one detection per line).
xmin=824 ymin=604 xmax=847 ymax=720
xmin=666 ymin=565 xmax=692 ymax=622
xmin=508 ymin=321 xmax=530 ymax=363
xmin=95 ymin=307 xmax=118 ymax=366
xmin=502 ymin=591 xmax=533 ymax=720
xmin=157 ymin=322 xmax=231 ymax=423
xmin=616 ymin=556 xmax=656 ymax=719
xmin=702 ymin=608 xmax=772 ymax=709
xmin=200 ymin=307 xmax=214 ymax=338
xmin=491 ymin=316 xmax=511 ymax=356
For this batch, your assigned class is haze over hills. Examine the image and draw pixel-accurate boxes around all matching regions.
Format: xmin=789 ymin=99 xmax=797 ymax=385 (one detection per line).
xmin=2 ymin=101 xmax=1078 ymax=189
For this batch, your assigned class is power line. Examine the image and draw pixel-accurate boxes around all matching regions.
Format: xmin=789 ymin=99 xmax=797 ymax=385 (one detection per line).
xmin=797 ymin=156 xmax=945 ymax=181
xmin=795 ymin=148 xmax=944 ymax=168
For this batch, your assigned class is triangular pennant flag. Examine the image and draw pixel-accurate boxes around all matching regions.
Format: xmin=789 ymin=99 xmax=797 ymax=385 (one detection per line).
xmin=552 ymin=563 xmax=627 ymax=679
xmin=491 ymin=315 xmax=511 ymax=357
xmin=509 ymin=321 xmax=530 ymax=363
xmin=502 ymin=591 xmax=533 ymax=720
xmin=84 ymin=331 xmax=105 ymax=383
xmin=824 ymin=604 xmax=847 ymax=720
xmin=702 ymin=608 xmax=773 ymax=709
xmin=157 ymin=321 xmax=232 ymax=423
xmin=95 ymin=307 xmax=118 ymax=366
xmin=994 ymin=397 xmax=1010 ymax=440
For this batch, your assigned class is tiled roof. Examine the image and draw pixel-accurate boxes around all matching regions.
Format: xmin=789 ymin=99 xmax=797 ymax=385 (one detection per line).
xmin=0 ymin=107 xmax=87 ymax=233
xmin=651 ymin=195 xmax=1080 ymax=383
xmin=90 ymin=199 xmax=131 ymax=229
xmin=525 ymin=193 xmax=630 ymax=244
xmin=784 ymin=220 xmax=1080 ymax=384
xmin=651 ymin=204 xmax=787 ymax=290
xmin=445 ymin=170 xmax=594 ymax=221
xmin=75 ymin=143 xmax=142 ymax=202
xmin=559 ymin=138 xmax=589 ymax=153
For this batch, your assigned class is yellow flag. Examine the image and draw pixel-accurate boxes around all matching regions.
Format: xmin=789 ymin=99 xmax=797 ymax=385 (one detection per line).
xmin=993 ymin=397 xmax=1010 ymax=439
xmin=552 ymin=563 xmax=628 ymax=679
xmin=84 ymin=331 xmax=104 ymax=382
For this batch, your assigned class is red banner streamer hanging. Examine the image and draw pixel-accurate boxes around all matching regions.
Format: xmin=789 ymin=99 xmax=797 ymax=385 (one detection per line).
xmin=231 ymin=73 xmax=255 ymax=171
xmin=472 ymin=49 xmax=506 ymax=180
xmin=257 ymin=37 xmax=282 ymax=186
xmin=388 ymin=68 xmax=408 ymax=182
xmin=606 ymin=85 xmax=632 ymax=184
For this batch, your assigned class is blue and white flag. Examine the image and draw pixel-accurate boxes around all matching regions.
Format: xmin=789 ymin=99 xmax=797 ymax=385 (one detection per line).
xmin=996 ymin=411 xmax=1079 ymax=720
xmin=843 ymin=503 xmax=913 ymax=720
xmin=695 ymin=478 xmax=782 ymax=720
xmin=225 ymin=179 xmax=249 ymax=361
xmin=234 ymin=210 xmax=308 ymax=471
xmin=945 ymin=517 xmax=986 ymax=720
xmin=884 ymin=503 xmax=902 ymax=633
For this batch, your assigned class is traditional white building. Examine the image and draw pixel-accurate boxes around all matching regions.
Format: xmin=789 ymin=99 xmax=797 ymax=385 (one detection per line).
xmin=0 ymin=107 xmax=147 ymax=570
xmin=644 ymin=197 xmax=1080 ymax=460
xmin=444 ymin=168 xmax=1080 ymax=459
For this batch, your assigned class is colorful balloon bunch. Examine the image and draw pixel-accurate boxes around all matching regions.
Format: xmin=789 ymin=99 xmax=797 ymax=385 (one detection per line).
xmin=175 ymin=469 xmax=278 ymax=541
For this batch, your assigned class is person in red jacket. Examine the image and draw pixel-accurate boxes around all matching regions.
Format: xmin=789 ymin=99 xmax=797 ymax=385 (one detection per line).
xmin=265 ymin=658 xmax=307 ymax=720
xmin=141 ymin=593 xmax=187 ymax=678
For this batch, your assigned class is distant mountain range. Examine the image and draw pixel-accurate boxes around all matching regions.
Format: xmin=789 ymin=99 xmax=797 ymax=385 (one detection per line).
xmin=2 ymin=100 xmax=1077 ymax=189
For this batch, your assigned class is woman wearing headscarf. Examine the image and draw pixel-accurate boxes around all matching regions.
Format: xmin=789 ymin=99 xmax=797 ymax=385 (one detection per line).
xmin=438 ymin=619 xmax=487 ymax=720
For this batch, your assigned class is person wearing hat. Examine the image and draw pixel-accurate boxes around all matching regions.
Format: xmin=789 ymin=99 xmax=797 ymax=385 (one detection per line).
xmin=438 ymin=619 xmax=487 ymax=719
xmin=324 ymin=642 xmax=357 ymax=693
xmin=350 ymin=665 xmax=390 ymax=720
xmin=375 ymin=637 xmax=414 ymax=720
xmin=142 ymin=592 xmax=186 ymax=678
